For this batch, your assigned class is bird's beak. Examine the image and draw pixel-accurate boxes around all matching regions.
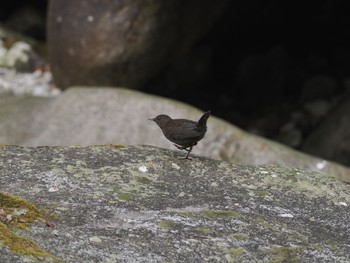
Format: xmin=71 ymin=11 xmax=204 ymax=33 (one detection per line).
xmin=148 ymin=118 xmax=154 ymax=121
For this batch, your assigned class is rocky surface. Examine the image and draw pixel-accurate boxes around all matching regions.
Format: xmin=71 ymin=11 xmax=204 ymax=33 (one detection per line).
xmin=0 ymin=68 xmax=58 ymax=96
xmin=47 ymin=0 xmax=229 ymax=89
xmin=302 ymin=95 xmax=350 ymax=167
xmin=1 ymin=87 xmax=350 ymax=183
xmin=0 ymin=26 xmax=46 ymax=72
xmin=0 ymin=145 xmax=349 ymax=262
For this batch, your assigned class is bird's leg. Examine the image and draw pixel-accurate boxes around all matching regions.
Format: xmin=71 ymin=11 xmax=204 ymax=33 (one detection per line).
xmin=174 ymin=144 xmax=193 ymax=159
xmin=182 ymin=146 xmax=193 ymax=160
xmin=174 ymin=144 xmax=191 ymax=152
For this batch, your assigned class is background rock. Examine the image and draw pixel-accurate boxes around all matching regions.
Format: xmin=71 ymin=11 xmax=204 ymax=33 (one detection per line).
xmin=0 ymin=67 xmax=57 ymax=96
xmin=302 ymin=95 xmax=350 ymax=167
xmin=47 ymin=0 xmax=229 ymax=89
xmin=0 ymin=87 xmax=350 ymax=182
xmin=0 ymin=145 xmax=349 ymax=262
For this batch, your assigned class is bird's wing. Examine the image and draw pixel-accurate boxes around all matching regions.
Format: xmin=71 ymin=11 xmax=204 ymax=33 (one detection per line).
xmin=164 ymin=120 xmax=203 ymax=146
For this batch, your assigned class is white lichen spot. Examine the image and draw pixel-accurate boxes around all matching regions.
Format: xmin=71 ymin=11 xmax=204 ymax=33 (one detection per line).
xmin=56 ymin=16 xmax=63 ymax=23
xmin=178 ymin=192 xmax=185 ymax=197
xmin=316 ymin=160 xmax=327 ymax=170
xmin=13 ymin=209 xmax=27 ymax=216
xmin=87 ymin=15 xmax=94 ymax=22
xmin=68 ymin=47 xmax=75 ymax=56
xmin=89 ymin=236 xmax=102 ymax=243
xmin=138 ymin=166 xmax=148 ymax=173
xmin=270 ymin=173 xmax=277 ymax=178
xmin=210 ymin=182 xmax=218 ymax=187
xmin=260 ymin=170 xmax=269 ymax=174
xmin=48 ymin=187 xmax=59 ymax=192
xmin=339 ymin=202 xmax=348 ymax=207
xmin=171 ymin=163 xmax=180 ymax=169
xmin=279 ymin=213 xmax=294 ymax=218
xmin=246 ymin=184 xmax=257 ymax=190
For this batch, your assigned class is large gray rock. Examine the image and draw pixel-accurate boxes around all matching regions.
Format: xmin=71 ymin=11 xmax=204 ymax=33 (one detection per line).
xmin=1 ymin=87 xmax=350 ymax=183
xmin=47 ymin=0 xmax=229 ymax=89
xmin=0 ymin=145 xmax=349 ymax=262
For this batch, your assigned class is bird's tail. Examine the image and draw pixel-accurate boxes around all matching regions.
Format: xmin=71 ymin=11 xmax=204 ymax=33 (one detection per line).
xmin=196 ymin=111 xmax=211 ymax=127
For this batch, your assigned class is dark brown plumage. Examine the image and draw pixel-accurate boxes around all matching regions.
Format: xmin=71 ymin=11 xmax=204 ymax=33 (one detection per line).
xmin=149 ymin=111 xmax=210 ymax=159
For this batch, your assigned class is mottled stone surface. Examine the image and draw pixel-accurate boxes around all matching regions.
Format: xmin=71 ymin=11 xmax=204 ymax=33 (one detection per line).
xmin=0 ymin=145 xmax=349 ymax=262
xmin=47 ymin=0 xmax=229 ymax=89
xmin=302 ymin=95 xmax=350 ymax=167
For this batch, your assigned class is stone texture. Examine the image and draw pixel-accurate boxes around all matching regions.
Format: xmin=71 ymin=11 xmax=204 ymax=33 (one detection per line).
xmin=235 ymin=46 xmax=288 ymax=106
xmin=0 ymin=26 xmax=46 ymax=72
xmin=1 ymin=87 xmax=350 ymax=183
xmin=47 ymin=0 xmax=229 ymax=89
xmin=0 ymin=145 xmax=349 ymax=262
xmin=302 ymin=95 xmax=350 ymax=167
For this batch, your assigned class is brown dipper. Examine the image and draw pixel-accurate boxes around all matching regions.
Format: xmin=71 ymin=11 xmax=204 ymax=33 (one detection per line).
xmin=149 ymin=111 xmax=210 ymax=159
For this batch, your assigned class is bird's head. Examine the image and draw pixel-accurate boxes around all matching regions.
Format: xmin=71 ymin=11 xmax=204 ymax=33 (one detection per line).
xmin=149 ymin=114 xmax=172 ymax=128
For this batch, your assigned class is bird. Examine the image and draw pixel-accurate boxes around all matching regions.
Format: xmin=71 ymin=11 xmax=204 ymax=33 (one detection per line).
xmin=149 ymin=111 xmax=210 ymax=159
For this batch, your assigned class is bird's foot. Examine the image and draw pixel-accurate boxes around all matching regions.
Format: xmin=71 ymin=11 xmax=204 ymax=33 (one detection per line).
xmin=181 ymin=146 xmax=193 ymax=160
xmin=174 ymin=145 xmax=193 ymax=160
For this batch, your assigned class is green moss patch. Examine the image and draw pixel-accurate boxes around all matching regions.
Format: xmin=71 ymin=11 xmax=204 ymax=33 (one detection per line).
xmin=176 ymin=211 xmax=196 ymax=218
xmin=159 ymin=220 xmax=177 ymax=229
xmin=226 ymin=247 xmax=245 ymax=257
xmin=0 ymin=192 xmax=47 ymax=229
xmin=201 ymin=210 xmax=240 ymax=220
xmin=135 ymin=176 xmax=152 ymax=184
xmin=0 ymin=192 xmax=59 ymax=261
xmin=118 ymin=192 xmax=135 ymax=202
xmin=196 ymin=226 xmax=211 ymax=234
xmin=255 ymin=191 xmax=271 ymax=197
xmin=229 ymin=233 xmax=249 ymax=241
xmin=106 ymin=144 xmax=127 ymax=149
xmin=269 ymin=246 xmax=301 ymax=263
xmin=0 ymin=222 xmax=54 ymax=258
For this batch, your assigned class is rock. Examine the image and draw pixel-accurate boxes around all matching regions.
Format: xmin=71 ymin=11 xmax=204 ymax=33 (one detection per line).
xmin=0 ymin=145 xmax=349 ymax=262
xmin=47 ymin=0 xmax=229 ymax=89
xmin=301 ymin=75 xmax=337 ymax=102
xmin=0 ymin=67 xmax=59 ymax=96
xmin=1 ymin=87 xmax=350 ymax=183
xmin=235 ymin=46 xmax=288 ymax=107
xmin=304 ymin=99 xmax=331 ymax=118
xmin=0 ymin=40 xmax=43 ymax=72
xmin=0 ymin=25 xmax=47 ymax=72
xmin=302 ymin=95 xmax=350 ymax=167
xmin=4 ymin=4 xmax=46 ymax=41
xmin=275 ymin=122 xmax=302 ymax=148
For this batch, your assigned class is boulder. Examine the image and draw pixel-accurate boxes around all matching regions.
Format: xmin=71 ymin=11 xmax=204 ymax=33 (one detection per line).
xmin=47 ymin=0 xmax=229 ymax=89
xmin=0 ymin=145 xmax=349 ymax=262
